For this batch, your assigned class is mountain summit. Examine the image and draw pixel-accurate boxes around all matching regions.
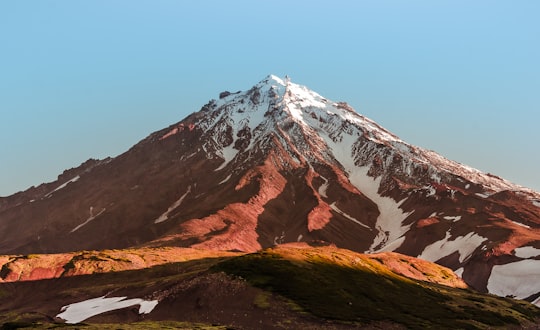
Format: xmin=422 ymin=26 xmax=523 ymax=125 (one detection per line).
xmin=1 ymin=75 xmax=539 ymax=305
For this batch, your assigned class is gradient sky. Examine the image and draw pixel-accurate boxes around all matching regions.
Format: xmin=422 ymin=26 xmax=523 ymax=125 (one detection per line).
xmin=1 ymin=1 xmax=539 ymax=196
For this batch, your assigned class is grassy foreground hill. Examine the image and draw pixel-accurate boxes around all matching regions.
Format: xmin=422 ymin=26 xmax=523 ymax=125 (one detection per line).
xmin=0 ymin=243 xmax=539 ymax=329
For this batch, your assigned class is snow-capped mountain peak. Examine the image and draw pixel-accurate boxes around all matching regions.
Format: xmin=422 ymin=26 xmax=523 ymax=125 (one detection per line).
xmin=200 ymin=75 xmax=405 ymax=149
xmin=189 ymin=75 xmax=535 ymax=197
xmin=2 ymin=75 xmax=539 ymax=307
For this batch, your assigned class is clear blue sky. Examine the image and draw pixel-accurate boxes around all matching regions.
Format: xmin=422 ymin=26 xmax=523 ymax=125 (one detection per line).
xmin=1 ymin=1 xmax=539 ymax=196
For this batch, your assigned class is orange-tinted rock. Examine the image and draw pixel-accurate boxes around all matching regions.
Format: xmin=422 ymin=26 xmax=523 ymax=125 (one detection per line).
xmin=416 ymin=217 xmax=440 ymax=228
xmin=0 ymin=248 xmax=240 ymax=283
xmin=307 ymin=203 xmax=332 ymax=231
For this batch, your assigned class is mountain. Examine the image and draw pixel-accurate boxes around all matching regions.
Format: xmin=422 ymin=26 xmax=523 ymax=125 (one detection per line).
xmin=1 ymin=75 xmax=539 ymax=307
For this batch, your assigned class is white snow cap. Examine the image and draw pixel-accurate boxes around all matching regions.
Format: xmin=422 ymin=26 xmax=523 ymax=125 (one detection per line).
xmin=262 ymin=74 xmax=287 ymax=86
xmin=201 ymin=74 xmax=539 ymax=196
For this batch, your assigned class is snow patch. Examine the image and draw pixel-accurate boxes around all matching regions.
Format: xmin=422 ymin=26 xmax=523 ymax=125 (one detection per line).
xmin=214 ymin=145 xmax=239 ymax=171
xmin=45 ymin=175 xmax=80 ymax=197
xmin=71 ymin=208 xmax=106 ymax=233
xmin=329 ymin=202 xmax=371 ymax=229
xmin=514 ymin=246 xmax=540 ymax=258
xmin=348 ymin=168 xmax=412 ymax=252
xmin=318 ymin=176 xmax=329 ymax=198
xmin=155 ymin=186 xmax=191 ymax=223
xmin=315 ymin=127 xmax=412 ymax=253
xmin=424 ymin=185 xmax=436 ymax=197
xmin=57 ymin=296 xmax=158 ymax=324
xmin=487 ymin=260 xmax=540 ymax=301
xmin=454 ymin=267 xmax=464 ymax=277
xmin=418 ymin=231 xmax=487 ymax=263
xmin=378 ymin=236 xmax=406 ymax=252
xmin=465 ymin=184 xmax=470 ymax=189
xmin=443 ymin=215 xmax=462 ymax=222
xmin=273 ymin=231 xmax=286 ymax=245
xmin=183 ymin=151 xmax=197 ymax=160
xmin=475 ymin=192 xmax=490 ymax=198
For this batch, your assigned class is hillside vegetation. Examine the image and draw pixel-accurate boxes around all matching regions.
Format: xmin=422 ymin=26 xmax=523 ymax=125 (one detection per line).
xmin=215 ymin=244 xmax=540 ymax=329
xmin=0 ymin=244 xmax=538 ymax=329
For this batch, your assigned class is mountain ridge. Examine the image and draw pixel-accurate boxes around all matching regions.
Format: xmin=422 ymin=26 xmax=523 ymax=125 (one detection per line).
xmin=3 ymin=244 xmax=539 ymax=329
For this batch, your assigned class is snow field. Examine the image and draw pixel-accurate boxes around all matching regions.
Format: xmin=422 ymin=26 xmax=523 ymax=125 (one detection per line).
xmin=57 ymin=296 xmax=159 ymax=324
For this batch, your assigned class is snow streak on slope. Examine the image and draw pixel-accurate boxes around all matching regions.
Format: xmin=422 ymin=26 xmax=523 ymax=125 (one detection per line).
xmin=45 ymin=175 xmax=80 ymax=197
xmin=214 ymin=145 xmax=239 ymax=171
xmin=314 ymin=125 xmax=412 ymax=252
xmin=329 ymin=202 xmax=371 ymax=229
xmin=71 ymin=208 xmax=106 ymax=233
xmin=514 ymin=246 xmax=540 ymax=258
xmin=349 ymin=167 xmax=413 ymax=253
xmin=155 ymin=186 xmax=192 ymax=223
xmin=418 ymin=231 xmax=487 ymax=263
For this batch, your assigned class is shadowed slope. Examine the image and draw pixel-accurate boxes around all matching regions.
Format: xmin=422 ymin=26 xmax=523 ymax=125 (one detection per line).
xmin=1 ymin=244 xmax=538 ymax=329
xmin=214 ymin=245 xmax=540 ymax=329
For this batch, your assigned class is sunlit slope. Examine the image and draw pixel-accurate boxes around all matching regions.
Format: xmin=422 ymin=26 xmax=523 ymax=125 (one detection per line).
xmin=214 ymin=244 xmax=540 ymax=329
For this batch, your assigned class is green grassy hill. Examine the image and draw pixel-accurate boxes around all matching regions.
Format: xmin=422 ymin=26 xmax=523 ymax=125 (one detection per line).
xmin=214 ymin=245 xmax=540 ymax=329
xmin=0 ymin=244 xmax=539 ymax=329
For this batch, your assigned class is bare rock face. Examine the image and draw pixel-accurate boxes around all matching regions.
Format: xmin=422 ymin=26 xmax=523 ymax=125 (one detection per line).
xmin=0 ymin=248 xmax=239 ymax=282
xmin=1 ymin=75 xmax=539 ymax=305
